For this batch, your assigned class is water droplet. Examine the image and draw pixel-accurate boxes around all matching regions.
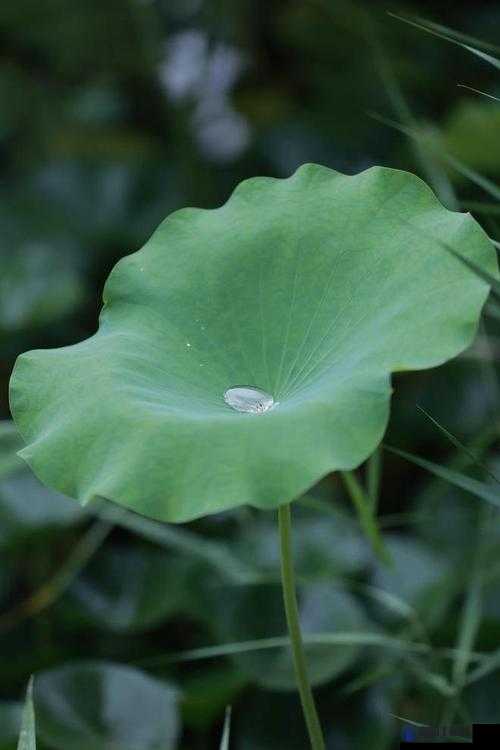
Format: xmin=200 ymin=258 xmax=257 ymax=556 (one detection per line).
xmin=224 ymin=386 xmax=274 ymax=414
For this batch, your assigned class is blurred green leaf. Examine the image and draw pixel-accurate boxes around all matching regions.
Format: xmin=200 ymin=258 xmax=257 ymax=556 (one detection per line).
xmin=0 ymin=520 xmax=111 ymax=633
xmin=441 ymin=99 xmax=500 ymax=175
xmin=0 ymin=471 xmax=83 ymax=546
xmin=465 ymin=671 xmax=500 ymax=722
xmin=0 ymin=238 xmax=85 ymax=333
xmin=69 ymin=542 xmax=198 ymax=632
xmin=0 ymin=422 xmax=83 ymax=547
xmin=206 ymin=582 xmax=367 ymax=690
xmin=235 ymin=691 xmax=309 ymax=750
xmin=0 ymin=703 xmax=22 ymax=750
xmin=0 ymin=0 xmax=160 ymax=76
xmin=34 ymin=662 xmax=179 ymax=750
xmin=231 ymin=504 xmax=369 ymax=579
xmin=182 ymin=667 xmax=245 ymax=731
xmin=0 ymin=422 xmax=24 ymax=479
xmin=372 ymin=536 xmax=453 ymax=628
xmin=25 ymin=161 xmax=183 ymax=249
xmin=97 ymin=501 xmax=259 ymax=585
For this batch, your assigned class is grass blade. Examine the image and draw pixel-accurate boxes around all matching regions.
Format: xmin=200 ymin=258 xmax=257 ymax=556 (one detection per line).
xmin=388 ymin=13 xmax=500 ymax=67
xmin=406 ymin=657 xmax=456 ymax=698
xmin=340 ymin=471 xmax=392 ymax=564
xmin=139 ymin=632 xmax=432 ymax=667
xmin=412 ymin=419 xmax=499 ymax=514
xmin=386 ymin=446 xmax=500 ymax=509
xmin=460 ymin=46 xmax=500 ymax=72
xmin=457 ymin=84 xmax=500 ymax=103
xmin=219 ymin=706 xmax=232 ymax=750
xmin=391 ymin=714 xmax=429 ymax=728
xmin=137 ymin=634 xmax=486 ymax=672
xmin=398 ymin=16 xmax=500 ymax=54
xmin=439 ymin=152 xmax=500 ymax=202
xmin=341 ymin=664 xmax=397 ymax=696
xmin=17 ymin=678 xmax=35 ymax=750
xmin=415 ymin=405 xmax=500 ymax=485
xmin=451 ymin=556 xmax=483 ymax=690
xmin=429 ymin=235 xmax=500 ymax=299
xmin=366 ymin=447 xmax=382 ymax=511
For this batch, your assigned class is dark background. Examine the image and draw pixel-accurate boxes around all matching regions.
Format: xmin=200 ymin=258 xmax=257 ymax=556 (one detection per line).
xmin=1 ymin=1 xmax=500 ymax=748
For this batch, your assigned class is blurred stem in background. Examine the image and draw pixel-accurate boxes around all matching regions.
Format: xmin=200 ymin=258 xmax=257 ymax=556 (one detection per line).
xmin=440 ymin=505 xmax=492 ymax=727
xmin=278 ymin=503 xmax=326 ymax=750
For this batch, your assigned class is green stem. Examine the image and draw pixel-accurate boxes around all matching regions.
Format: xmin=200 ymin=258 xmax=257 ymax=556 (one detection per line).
xmin=278 ymin=504 xmax=326 ymax=750
xmin=366 ymin=446 xmax=382 ymax=511
xmin=340 ymin=471 xmax=391 ymax=564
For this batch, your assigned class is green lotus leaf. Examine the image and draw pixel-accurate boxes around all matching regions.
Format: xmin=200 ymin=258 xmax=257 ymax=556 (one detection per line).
xmin=10 ymin=164 xmax=497 ymax=522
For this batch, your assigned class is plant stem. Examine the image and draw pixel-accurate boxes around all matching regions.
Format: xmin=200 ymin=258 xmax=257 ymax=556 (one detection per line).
xmin=278 ymin=503 xmax=326 ymax=750
xmin=340 ymin=471 xmax=391 ymax=564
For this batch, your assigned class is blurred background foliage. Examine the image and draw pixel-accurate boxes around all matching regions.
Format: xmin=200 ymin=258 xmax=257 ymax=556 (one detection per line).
xmin=1 ymin=0 xmax=500 ymax=747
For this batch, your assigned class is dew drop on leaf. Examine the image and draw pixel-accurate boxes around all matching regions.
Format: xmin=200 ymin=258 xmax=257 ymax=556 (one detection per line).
xmin=224 ymin=386 xmax=275 ymax=414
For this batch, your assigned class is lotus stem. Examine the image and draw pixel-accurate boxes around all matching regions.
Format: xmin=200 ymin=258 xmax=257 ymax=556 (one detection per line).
xmin=278 ymin=503 xmax=326 ymax=750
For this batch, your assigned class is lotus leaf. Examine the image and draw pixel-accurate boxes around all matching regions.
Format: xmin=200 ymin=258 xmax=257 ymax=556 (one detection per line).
xmin=10 ymin=164 xmax=497 ymax=521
